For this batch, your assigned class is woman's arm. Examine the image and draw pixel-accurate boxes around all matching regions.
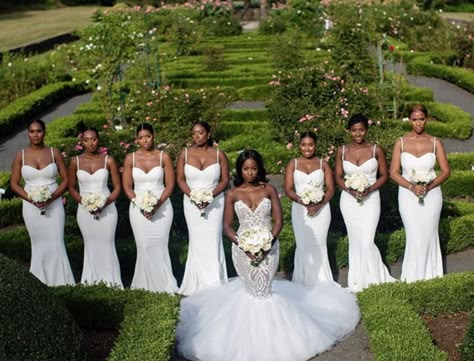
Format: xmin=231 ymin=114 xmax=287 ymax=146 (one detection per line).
xmin=269 ymin=185 xmax=283 ymax=239
xmin=283 ymin=159 xmax=300 ymax=203
xmin=334 ymin=146 xmax=347 ymax=191
xmin=213 ymin=150 xmax=230 ymax=197
xmin=389 ymin=138 xmax=413 ymax=190
xmin=10 ymin=151 xmax=30 ymax=201
xmin=67 ymin=156 xmax=82 ymax=204
xmin=159 ymin=151 xmax=175 ymax=204
xmin=427 ymin=138 xmax=450 ymax=191
xmin=122 ymin=154 xmax=135 ymax=201
xmin=52 ymin=147 xmax=68 ymax=200
xmin=368 ymin=145 xmax=389 ymax=193
xmin=223 ymin=190 xmax=238 ymax=245
xmin=321 ymin=160 xmax=335 ymax=203
xmin=176 ymin=149 xmax=191 ymax=196
xmin=106 ymin=155 xmax=121 ymax=206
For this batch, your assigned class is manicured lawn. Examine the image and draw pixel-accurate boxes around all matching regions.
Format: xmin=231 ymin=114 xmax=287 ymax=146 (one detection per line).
xmin=0 ymin=6 xmax=104 ymax=51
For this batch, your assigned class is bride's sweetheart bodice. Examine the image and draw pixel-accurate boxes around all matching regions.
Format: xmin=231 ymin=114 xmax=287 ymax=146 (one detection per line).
xmin=233 ymin=198 xmax=278 ymax=300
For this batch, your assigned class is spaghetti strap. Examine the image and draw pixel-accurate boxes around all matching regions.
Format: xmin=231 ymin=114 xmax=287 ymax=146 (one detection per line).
xmin=76 ymin=156 xmax=80 ymax=171
xmin=160 ymin=150 xmax=163 ymax=167
xmin=400 ymin=137 xmax=404 ymax=152
xmin=320 ymin=158 xmax=323 ymax=170
xmin=132 ymin=152 xmax=136 ymax=168
xmin=433 ymin=137 xmax=437 ymax=153
xmin=50 ymin=147 xmax=55 ymax=162
xmin=294 ymin=158 xmax=298 ymax=169
xmin=21 ymin=149 xmax=25 ymax=166
xmin=373 ymin=144 xmax=377 ymax=158
xmin=342 ymin=145 xmax=345 ymax=160
xmin=104 ymin=155 xmax=108 ymax=168
xmin=216 ymin=148 xmax=219 ymax=162
xmin=185 ymin=148 xmax=188 ymax=163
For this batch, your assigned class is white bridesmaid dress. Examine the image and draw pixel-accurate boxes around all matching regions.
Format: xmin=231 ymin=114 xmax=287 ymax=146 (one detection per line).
xmin=129 ymin=151 xmax=178 ymax=293
xmin=76 ymin=155 xmax=123 ymax=288
xmin=292 ymin=158 xmax=335 ymax=286
xmin=21 ymin=148 xmax=75 ymax=286
xmin=340 ymin=145 xmax=394 ymax=292
xmin=399 ymin=137 xmax=443 ymax=282
xmin=179 ymin=148 xmax=227 ymax=296
xmin=177 ymin=198 xmax=360 ymax=361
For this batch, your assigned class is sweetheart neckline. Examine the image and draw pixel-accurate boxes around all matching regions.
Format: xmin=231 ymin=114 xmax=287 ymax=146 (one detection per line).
xmin=133 ymin=166 xmax=162 ymax=175
xmin=22 ymin=163 xmax=55 ymax=171
xmin=401 ymin=152 xmax=434 ymax=159
xmin=185 ymin=163 xmax=219 ymax=172
xmin=294 ymin=168 xmax=322 ymax=176
xmin=236 ymin=197 xmax=270 ymax=213
xmin=343 ymin=158 xmax=376 ymax=168
xmin=77 ymin=168 xmax=108 ymax=176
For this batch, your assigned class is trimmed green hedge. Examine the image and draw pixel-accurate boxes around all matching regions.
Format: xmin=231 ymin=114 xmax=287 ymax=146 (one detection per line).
xmin=0 ymin=254 xmax=87 ymax=361
xmin=0 ymin=80 xmax=90 ymax=137
xmin=407 ymin=55 xmax=474 ymax=95
xmin=446 ymin=152 xmax=474 ymax=172
xmin=358 ymin=272 xmax=474 ymax=361
xmin=0 ymin=198 xmax=23 ymax=228
xmin=442 ymin=171 xmax=474 ymax=198
xmin=51 ymin=284 xmax=180 ymax=361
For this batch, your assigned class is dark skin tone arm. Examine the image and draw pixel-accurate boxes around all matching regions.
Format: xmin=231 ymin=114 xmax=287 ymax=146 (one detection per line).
xmin=284 ymin=158 xmax=335 ymax=216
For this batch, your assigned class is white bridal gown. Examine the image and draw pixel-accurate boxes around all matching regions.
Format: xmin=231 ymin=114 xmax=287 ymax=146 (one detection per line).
xmin=130 ymin=151 xmax=178 ymax=293
xmin=76 ymin=155 xmax=122 ymax=288
xmin=21 ymin=148 xmax=75 ymax=286
xmin=399 ymin=137 xmax=443 ymax=282
xmin=179 ymin=148 xmax=227 ymax=296
xmin=177 ymin=198 xmax=360 ymax=361
xmin=292 ymin=158 xmax=335 ymax=286
xmin=340 ymin=145 xmax=394 ymax=292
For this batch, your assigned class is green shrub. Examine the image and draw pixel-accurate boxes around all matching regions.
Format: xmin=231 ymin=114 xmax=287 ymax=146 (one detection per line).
xmin=442 ymin=171 xmax=474 ymax=198
xmin=0 ymin=198 xmax=23 ymax=227
xmin=461 ymin=314 xmax=474 ymax=361
xmin=0 ymin=254 xmax=87 ymax=361
xmin=446 ymin=152 xmax=474 ymax=171
xmin=358 ymin=272 xmax=474 ymax=361
xmin=51 ymin=284 xmax=180 ymax=361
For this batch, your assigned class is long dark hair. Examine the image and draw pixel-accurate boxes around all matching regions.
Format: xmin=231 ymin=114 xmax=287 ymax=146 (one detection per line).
xmin=192 ymin=120 xmax=214 ymax=147
xmin=27 ymin=119 xmax=46 ymax=132
xmin=233 ymin=149 xmax=268 ymax=187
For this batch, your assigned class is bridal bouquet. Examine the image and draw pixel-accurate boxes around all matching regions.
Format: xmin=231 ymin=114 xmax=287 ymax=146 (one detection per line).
xmin=238 ymin=226 xmax=274 ymax=267
xmin=344 ymin=173 xmax=370 ymax=205
xmin=410 ymin=169 xmax=436 ymax=205
xmin=81 ymin=193 xmax=106 ymax=220
xmin=133 ymin=190 xmax=158 ymax=219
xmin=28 ymin=185 xmax=52 ymax=215
xmin=297 ymin=181 xmax=325 ymax=217
xmin=189 ymin=189 xmax=214 ymax=218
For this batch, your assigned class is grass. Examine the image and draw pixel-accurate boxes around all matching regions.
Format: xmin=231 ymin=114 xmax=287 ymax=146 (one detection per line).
xmin=0 ymin=6 xmax=104 ymax=52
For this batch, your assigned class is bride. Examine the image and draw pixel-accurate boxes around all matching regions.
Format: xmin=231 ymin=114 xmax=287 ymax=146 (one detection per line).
xmin=177 ymin=149 xmax=360 ymax=361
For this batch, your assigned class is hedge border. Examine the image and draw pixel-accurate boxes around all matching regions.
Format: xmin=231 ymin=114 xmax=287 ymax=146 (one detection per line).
xmin=357 ymin=272 xmax=474 ymax=361
xmin=51 ymin=284 xmax=180 ymax=361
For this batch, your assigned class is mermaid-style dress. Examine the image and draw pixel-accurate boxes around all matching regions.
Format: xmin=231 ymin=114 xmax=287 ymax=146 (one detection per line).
xmin=76 ymin=155 xmax=122 ymax=288
xmin=179 ymin=148 xmax=227 ymax=296
xmin=21 ymin=148 xmax=75 ymax=286
xmin=292 ymin=158 xmax=334 ymax=286
xmin=129 ymin=151 xmax=178 ymax=293
xmin=177 ymin=197 xmax=360 ymax=361
xmin=399 ymin=137 xmax=443 ymax=282
xmin=340 ymin=145 xmax=394 ymax=292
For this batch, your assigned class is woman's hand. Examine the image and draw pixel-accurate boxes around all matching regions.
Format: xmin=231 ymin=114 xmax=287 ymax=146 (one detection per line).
xmin=142 ymin=200 xmax=162 ymax=220
xmin=410 ymin=183 xmax=427 ymax=198
xmin=306 ymin=202 xmax=323 ymax=217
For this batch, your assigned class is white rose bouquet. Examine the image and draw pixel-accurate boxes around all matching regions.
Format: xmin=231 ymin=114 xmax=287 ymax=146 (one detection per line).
xmin=28 ymin=185 xmax=52 ymax=215
xmin=345 ymin=173 xmax=370 ymax=205
xmin=410 ymin=170 xmax=436 ymax=205
xmin=189 ymin=189 xmax=214 ymax=218
xmin=297 ymin=181 xmax=325 ymax=217
xmin=133 ymin=190 xmax=158 ymax=220
xmin=81 ymin=193 xmax=106 ymax=220
xmin=237 ymin=226 xmax=274 ymax=267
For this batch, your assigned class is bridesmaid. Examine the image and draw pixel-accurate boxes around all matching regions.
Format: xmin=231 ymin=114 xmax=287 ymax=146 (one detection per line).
xmin=335 ymin=114 xmax=394 ymax=292
xmin=122 ymin=123 xmax=178 ymax=293
xmin=390 ymin=104 xmax=450 ymax=282
xmin=284 ymin=131 xmax=336 ymax=286
xmin=67 ymin=126 xmax=123 ymax=288
xmin=10 ymin=119 xmax=75 ymax=286
xmin=177 ymin=121 xmax=229 ymax=295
